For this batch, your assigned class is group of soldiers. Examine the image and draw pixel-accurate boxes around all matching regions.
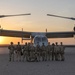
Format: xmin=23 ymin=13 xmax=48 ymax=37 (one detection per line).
xmin=8 ymin=42 xmax=65 ymax=62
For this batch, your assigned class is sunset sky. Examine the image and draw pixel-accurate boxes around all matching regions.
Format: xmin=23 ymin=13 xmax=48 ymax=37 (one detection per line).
xmin=0 ymin=0 xmax=75 ymax=45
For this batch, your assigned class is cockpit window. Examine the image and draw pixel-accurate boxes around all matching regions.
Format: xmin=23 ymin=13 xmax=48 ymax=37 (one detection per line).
xmin=42 ymin=37 xmax=47 ymax=41
xmin=35 ymin=37 xmax=41 ymax=41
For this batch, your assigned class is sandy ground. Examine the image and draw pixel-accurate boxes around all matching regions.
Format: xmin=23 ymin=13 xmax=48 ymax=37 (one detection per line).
xmin=0 ymin=47 xmax=75 ymax=75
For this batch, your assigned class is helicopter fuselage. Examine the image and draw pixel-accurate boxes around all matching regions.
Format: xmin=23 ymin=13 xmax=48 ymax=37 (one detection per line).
xmin=33 ymin=35 xmax=48 ymax=47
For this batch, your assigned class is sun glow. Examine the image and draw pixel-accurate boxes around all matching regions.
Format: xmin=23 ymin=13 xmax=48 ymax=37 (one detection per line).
xmin=0 ymin=36 xmax=4 ymax=44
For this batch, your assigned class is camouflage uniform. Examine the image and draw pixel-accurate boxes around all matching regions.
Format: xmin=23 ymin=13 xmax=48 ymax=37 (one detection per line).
xmin=27 ymin=43 xmax=31 ymax=61
xmin=8 ymin=42 xmax=15 ymax=61
xmin=36 ymin=44 xmax=41 ymax=61
xmin=29 ymin=44 xmax=35 ymax=61
xmin=54 ymin=42 xmax=60 ymax=61
xmin=51 ymin=43 xmax=55 ymax=61
xmin=41 ymin=43 xmax=46 ymax=61
xmin=59 ymin=42 xmax=65 ymax=61
xmin=16 ymin=42 xmax=22 ymax=61
xmin=22 ymin=43 xmax=28 ymax=61
xmin=46 ymin=43 xmax=52 ymax=61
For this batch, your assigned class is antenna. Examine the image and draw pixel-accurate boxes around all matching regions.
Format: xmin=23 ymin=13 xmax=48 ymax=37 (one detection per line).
xmin=21 ymin=28 xmax=23 ymax=43
xmin=46 ymin=28 xmax=47 ymax=33
xmin=0 ymin=25 xmax=1 ymax=29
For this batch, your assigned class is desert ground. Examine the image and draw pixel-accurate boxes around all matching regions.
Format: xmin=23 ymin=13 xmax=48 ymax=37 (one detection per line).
xmin=0 ymin=47 xmax=75 ymax=75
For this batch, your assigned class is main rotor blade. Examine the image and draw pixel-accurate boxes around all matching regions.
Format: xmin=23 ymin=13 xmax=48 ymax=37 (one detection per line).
xmin=0 ymin=13 xmax=31 ymax=18
xmin=47 ymin=14 xmax=75 ymax=20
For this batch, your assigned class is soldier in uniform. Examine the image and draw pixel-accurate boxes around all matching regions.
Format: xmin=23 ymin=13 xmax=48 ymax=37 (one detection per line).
xmin=16 ymin=42 xmax=22 ymax=61
xmin=22 ymin=42 xmax=28 ymax=61
xmin=51 ymin=43 xmax=55 ymax=61
xmin=59 ymin=42 xmax=65 ymax=61
xmin=36 ymin=42 xmax=41 ymax=61
xmin=46 ymin=42 xmax=52 ymax=61
xmin=41 ymin=43 xmax=46 ymax=61
xmin=54 ymin=42 xmax=60 ymax=61
xmin=29 ymin=43 xmax=35 ymax=61
xmin=27 ymin=43 xmax=31 ymax=61
xmin=8 ymin=42 xmax=15 ymax=61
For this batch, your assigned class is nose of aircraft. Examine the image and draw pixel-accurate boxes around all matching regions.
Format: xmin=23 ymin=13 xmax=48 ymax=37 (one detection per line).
xmin=33 ymin=35 xmax=48 ymax=47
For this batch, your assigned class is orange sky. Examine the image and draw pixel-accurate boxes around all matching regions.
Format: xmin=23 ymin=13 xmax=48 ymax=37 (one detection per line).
xmin=0 ymin=36 xmax=75 ymax=45
xmin=0 ymin=0 xmax=75 ymax=45
xmin=0 ymin=14 xmax=75 ymax=45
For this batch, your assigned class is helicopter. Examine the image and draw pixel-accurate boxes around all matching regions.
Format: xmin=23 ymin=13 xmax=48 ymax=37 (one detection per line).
xmin=0 ymin=13 xmax=75 ymax=46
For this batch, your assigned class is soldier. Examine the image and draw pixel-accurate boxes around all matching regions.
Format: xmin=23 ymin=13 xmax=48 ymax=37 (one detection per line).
xmin=27 ymin=43 xmax=31 ymax=61
xmin=35 ymin=42 xmax=41 ymax=61
xmin=54 ymin=42 xmax=60 ymax=61
xmin=51 ymin=43 xmax=55 ymax=61
xmin=59 ymin=42 xmax=65 ymax=61
xmin=16 ymin=42 xmax=22 ymax=61
xmin=29 ymin=43 xmax=35 ymax=61
xmin=22 ymin=42 xmax=28 ymax=61
xmin=46 ymin=42 xmax=52 ymax=61
xmin=41 ymin=43 xmax=46 ymax=61
xmin=8 ymin=42 xmax=15 ymax=61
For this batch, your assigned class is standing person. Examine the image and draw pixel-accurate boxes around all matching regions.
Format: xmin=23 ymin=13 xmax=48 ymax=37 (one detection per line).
xmin=8 ymin=42 xmax=15 ymax=61
xmin=29 ymin=43 xmax=35 ymax=61
xmin=27 ymin=43 xmax=31 ymax=61
xmin=51 ymin=43 xmax=55 ymax=61
xmin=54 ymin=42 xmax=60 ymax=61
xmin=16 ymin=42 xmax=22 ymax=61
xmin=41 ymin=43 xmax=46 ymax=61
xmin=36 ymin=42 xmax=41 ymax=61
xmin=59 ymin=42 xmax=65 ymax=61
xmin=46 ymin=42 xmax=52 ymax=61
xmin=22 ymin=42 xmax=28 ymax=61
